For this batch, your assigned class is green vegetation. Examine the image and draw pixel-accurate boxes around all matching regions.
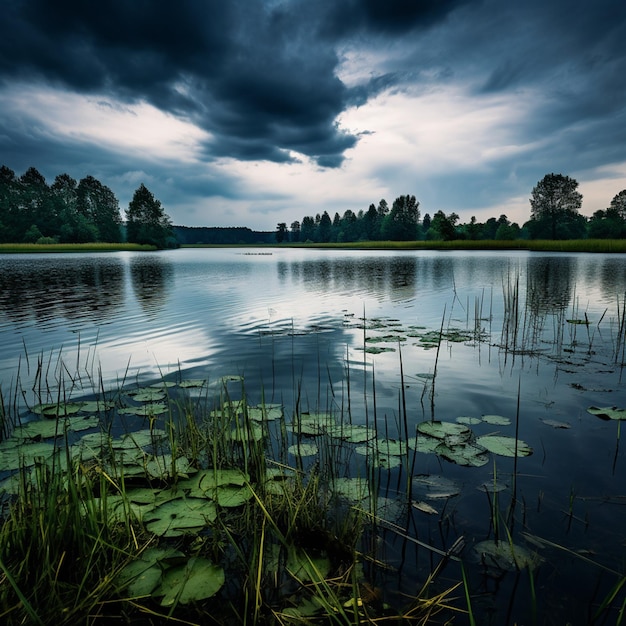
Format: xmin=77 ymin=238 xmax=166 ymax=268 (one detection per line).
xmin=281 ymin=175 xmax=626 ymax=245
xmin=0 ymin=165 xmax=174 ymax=249
xmin=0 ymin=242 xmax=157 ymax=253
xmin=0 ymin=363 xmax=466 ymax=624
xmin=275 ymin=238 xmax=626 ymax=253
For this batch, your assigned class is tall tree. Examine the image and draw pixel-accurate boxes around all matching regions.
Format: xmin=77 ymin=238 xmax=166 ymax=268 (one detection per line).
xmin=275 ymin=222 xmax=287 ymax=243
xmin=77 ymin=176 xmax=122 ymax=242
xmin=529 ymin=173 xmax=583 ymax=239
xmin=0 ymin=165 xmax=18 ymax=242
xmin=381 ymin=195 xmax=420 ymax=241
xmin=18 ymin=167 xmax=51 ymax=240
xmin=609 ymin=190 xmax=626 ymax=219
xmin=126 ymin=184 xmax=173 ymax=248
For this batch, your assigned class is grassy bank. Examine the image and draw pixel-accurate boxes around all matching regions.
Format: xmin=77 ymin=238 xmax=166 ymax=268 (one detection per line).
xmin=275 ymin=239 xmax=626 ymax=253
xmin=0 ymin=242 xmax=157 ymax=253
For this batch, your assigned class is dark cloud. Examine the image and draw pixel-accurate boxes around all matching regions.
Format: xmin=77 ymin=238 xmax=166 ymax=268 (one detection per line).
xmin=0 ymin=0 xmax=472 ymax=168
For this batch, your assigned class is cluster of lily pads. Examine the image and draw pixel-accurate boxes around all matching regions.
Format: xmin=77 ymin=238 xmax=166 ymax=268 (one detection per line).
xmin=344 ymin=315 xmax=487 ymax=354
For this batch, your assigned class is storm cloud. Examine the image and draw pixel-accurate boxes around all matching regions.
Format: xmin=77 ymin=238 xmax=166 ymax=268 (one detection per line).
xmin=1 ymin=0 xmax=625 ymax=228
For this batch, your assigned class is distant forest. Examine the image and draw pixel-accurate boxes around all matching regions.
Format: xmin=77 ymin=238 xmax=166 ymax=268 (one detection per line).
xmin=2 ymin=165 xmax=626 ymax=247
xmin=279 ymin=178 xmax=626 ymax=244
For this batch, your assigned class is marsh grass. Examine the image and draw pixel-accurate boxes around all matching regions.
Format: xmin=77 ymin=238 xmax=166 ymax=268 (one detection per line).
xmin=0 ymin=358 xmax=462 ymax=624
xmin=279 ymin=239 xmax=626 ymax=253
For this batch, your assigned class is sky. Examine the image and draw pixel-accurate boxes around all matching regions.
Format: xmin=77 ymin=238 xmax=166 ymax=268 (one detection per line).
xmin=1 ymin=0 xmax=626 ymax=231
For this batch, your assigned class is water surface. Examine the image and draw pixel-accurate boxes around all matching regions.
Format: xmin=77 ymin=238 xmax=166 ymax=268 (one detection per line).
xmin=1 ymin=247 xmax=625 ymax=624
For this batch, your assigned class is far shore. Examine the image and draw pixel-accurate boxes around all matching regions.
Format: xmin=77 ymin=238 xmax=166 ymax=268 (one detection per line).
xmin=2 ymin=239 xmax=626 ymax=254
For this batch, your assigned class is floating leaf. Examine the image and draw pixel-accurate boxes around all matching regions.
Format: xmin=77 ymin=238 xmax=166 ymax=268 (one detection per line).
xmin=246 ymin=404 xmax=283 ymax=421
xmin=407 ymin=434 xmax=440 ymax=454
xmin=413 ymin=501 xmax=439 ymax=515
xmin=474 ymin=539 xmax=540 ymax=571
xmin=332 ymin=477 xmax=370 ymax=501
xmin=145 ymin=497 xmax=218 ymax=537
xmin=328 ymin=424 xmax=376 ymax=443
xmin=119 ymin=403 xmax=169 ymax=417
xmin=413 ymin=475 xmax=462 ymax=501
xmin=435 ymin=442 xmax=490 ymax=467
xmin=178 ymin=379 xmax=207 ymax=388
xmin=32 ymin=402 xmax=84 ymax=418
xmin=0 ymin=441 xmax=58 ymax=471
xmin=288 ymin=442 xmax=318 ymax=457
xmin=587 ymin=406 xmax=626 ymax=421
xmin=214 ymin=485 xmax=254 ymax=507
xmin=456 ymin=416 xmax=482 ymax=425
xmin=475 ymin=435 xmax=532 ymax=457
xmin=79 ymin=400 xmax=116 ymax=413
xmin=286 ymin=547 xmax=332 ymax=584
xmin=154 ymin=557 xmax=225 ymax=606
xmin=128 ymin=388 xmax=166 ymax=402
xmin=12 ymin=416 xmax=99 ymax=440
xmin=118 ymin=546 xmax=185 ymax=597
xmin=540 ymin=418 xmax=571 ymax=429
xmin=481 ymin=414 xmax=511 ymax=426
xmin=417 ymin=421 xmax=471 ymax=441
xmin=145 ymin=454 xmax=194 ymax=480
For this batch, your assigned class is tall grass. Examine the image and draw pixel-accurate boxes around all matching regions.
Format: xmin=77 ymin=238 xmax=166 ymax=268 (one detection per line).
xmin=0 ymin=359 xmax=463 ymax=624
xmin=279 ymin=239 xmax=626 ymax=253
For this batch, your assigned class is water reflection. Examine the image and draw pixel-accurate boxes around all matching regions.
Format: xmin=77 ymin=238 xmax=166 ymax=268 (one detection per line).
xmin=526 ymin=255 xmax=574 ymax=313
xmin=129 ymin=255 xmax=173 ymax=314
xmin=0 ymin=255 xmax=125 ymax=325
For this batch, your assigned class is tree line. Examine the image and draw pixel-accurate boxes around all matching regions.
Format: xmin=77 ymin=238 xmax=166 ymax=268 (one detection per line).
xmin=277 ymin=174 xmax=626 ymax=243
xmin=0 ymin=165 xmax=175 ymax=248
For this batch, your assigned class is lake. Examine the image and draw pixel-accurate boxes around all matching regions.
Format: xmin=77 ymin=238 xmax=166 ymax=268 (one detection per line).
xmin=1 ymin=247 xmax=625 ymax=624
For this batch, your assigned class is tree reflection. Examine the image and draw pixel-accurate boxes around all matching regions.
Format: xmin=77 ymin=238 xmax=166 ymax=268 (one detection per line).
xmin=129 ymin=255 xmax=172 ymax=313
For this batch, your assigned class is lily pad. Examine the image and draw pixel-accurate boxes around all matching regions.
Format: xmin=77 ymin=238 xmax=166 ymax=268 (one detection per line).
xmin=417 ymin=421 xmax=471 ymax=441
xmin=0 ymin=441 xmax=58 ymax=470
xmin=587 ymin=406 xmax=626 ymax=421
xmin=288 ymin=442 xmax=319 ymax=457
xmin=327 ymin=424 xmax=376 ymax=443
xmin=128 ymin=388 xmax=167 ymax=402
xmin=32 ymin=402 xmax=84 ymax=418
xmin=214 ymin=484 xmax=254 ymax=507
xmin=481 ymin=414 xmax=511 ymax=426
xmin=154 ymin=557 xmax=225 ymax=606
xmin=178 ymin=379 xmax=207 ymax=388
xmin=540 ymin=418 xmax=571 ymax=429
xmin=118 ymin=546 xmax=185 ymax=597
xmin=145 ymin=497 xmax=218 ymax=537
xmin=246 ymin=404 xmax=283 ymax=421
xmin=413 ymin=501 xmax=439 ymax=515
xmin=435 ymin=441 xmax=490 ymax=467
xmin=119 ymin=403 xmax=169 ymax=417
xmin=332 ymin=477 xmax=370 ymax=502
xmin=456 ymin=416 xmax=482 ymax=425
xmin=12 ymin=416 xmax=99 ymax=440
xmin=413 ymin=474 xmax=461 ymax=499
xmin=475 ymin=435 xmax=533 ymax=457
xmin=474 ymin=539 xmax=540 ymax=571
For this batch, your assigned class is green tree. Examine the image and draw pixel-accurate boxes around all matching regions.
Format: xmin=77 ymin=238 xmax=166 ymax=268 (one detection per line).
xmin=426 ymin=210 xmax=459 ymax=241
xmin=290 ymin=220 xmax=301 ymax=242
xmin=0 ymin=165 xmax=19 ymax=242
xmin=126 ymin=184 xmax=173 ymax=248
xmin=300 ymin=216 xmax=315 ymax=242
xmin=316 ymin=211 xmax=332 ymax=243
xmin=17 ymin=167 xmax=52 ymax=241
xmin=529 ymin=173 xmax=583 ymax=239
xmin=77 ymin=176 xmax=122 ymax=242
xmin=381 ymin=195 xmax=420 ymax=240
xmin=609 ymin=190 xmax=626 ymax=219
xmin=275 ymin=222 xmax=287 ymax=243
